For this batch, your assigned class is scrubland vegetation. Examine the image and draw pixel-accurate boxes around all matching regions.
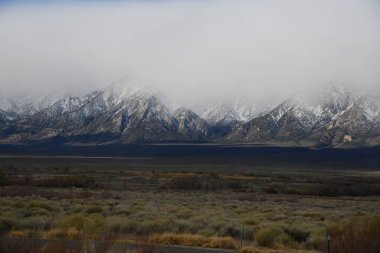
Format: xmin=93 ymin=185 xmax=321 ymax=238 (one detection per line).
xmin=0 ymin=163 xmax=379 ymax=253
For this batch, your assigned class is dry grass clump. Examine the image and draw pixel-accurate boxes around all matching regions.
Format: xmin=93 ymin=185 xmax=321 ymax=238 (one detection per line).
xmin=149 ymin=233 xmax=207 ymax=247
xmin=202 ymin=236 xmax=237 ymax=249
xmin=254 ymin=225 xmax=311 ymax=249
xmin=20 ymin=216 xmax=54 ymax=230
xmin=9 ymin=230 xmax=25 ymax=238
xmin=55 ymin=213 xmax=106 ymax=239
xmin=66 ymin=227 xmax=82 ymax=240
xmin=149 ymin=233 xmax=237 ymax=249
xmin=58 ymin=213 xmax=87 ymax=230
xmin=27 ymin=200 xmax=57 ymax=212
xmin=45 ymin=228 xmax=67 ymax=239
xmin=327 ymin=214 xmax=380 ymax=253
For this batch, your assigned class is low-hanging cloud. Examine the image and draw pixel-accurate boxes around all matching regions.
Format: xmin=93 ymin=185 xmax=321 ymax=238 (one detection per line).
xmin=0 ymin=0 xmax=380 ymax=105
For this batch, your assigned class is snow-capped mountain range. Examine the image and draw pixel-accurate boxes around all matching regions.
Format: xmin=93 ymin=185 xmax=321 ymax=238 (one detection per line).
xmin=1 ymin=81 xmax=379 ymax=147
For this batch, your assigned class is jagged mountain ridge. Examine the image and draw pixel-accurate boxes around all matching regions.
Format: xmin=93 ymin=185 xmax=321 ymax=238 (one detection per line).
xmin=1 ymin=82 xmax=379 ymax=147
xmin=227 ymin=86 xmax=359 ymax=144
xmin=0 ymin=109 xmax=10 ymax=126
xmin=192 ymin=99 xmax=270 ymax=137
xmin=311 ymin=94 xmax=380 ymax=146
xmin=194 ymin=100 xmax=266 ymax=126
xmin=1 ymin=83 xmax=210 ymax=143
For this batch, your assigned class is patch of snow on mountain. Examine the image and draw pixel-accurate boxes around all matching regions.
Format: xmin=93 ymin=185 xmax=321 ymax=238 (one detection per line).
xmin=194 ymin=99 xmax=269 ymax=125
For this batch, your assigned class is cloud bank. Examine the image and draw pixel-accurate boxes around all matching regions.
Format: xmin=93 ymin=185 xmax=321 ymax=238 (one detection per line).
xmin=0 ymin=0 xmax=379 ymax=105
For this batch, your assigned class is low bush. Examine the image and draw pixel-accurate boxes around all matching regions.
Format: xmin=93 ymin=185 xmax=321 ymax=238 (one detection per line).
xmin=106 ymin=217 xmax=138 ymax=234
xmin=27 ymin=200 xmax=56 ymax=212
xmin=85 ymin=205 xmax=103 ymax=214
xmin=255 ymin=226 xmax=299 ymax=249
xmin=255 ymin=228 xmax=277 ymax=247
xmin=58 ymin=213 xmax=86 ymax=230
xmin=284 ymin=226 xmax=310 ymax=243
xmin=168 ymin=176 xmax=203 ymax=190
xmin=19 ymin=216 xmax=54 ymax=230
xmin=66 ymin=227 xmax=82 ymax=240
xmin=0 ymin=217 xmax=18 ymax=234
xmin=216 ymin=224 xmax=237 ymax=237
xmin=327 ymin=214 xmax=380 ymax=253
xmin=83 ymin=214 xmax=106 ymax=238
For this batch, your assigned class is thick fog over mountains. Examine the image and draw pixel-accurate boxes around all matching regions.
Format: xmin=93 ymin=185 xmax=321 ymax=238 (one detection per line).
xmin=0 ymin=0 xmax=380 ymax=106
xmin=1 ymin=0 xmax=380 ymax=146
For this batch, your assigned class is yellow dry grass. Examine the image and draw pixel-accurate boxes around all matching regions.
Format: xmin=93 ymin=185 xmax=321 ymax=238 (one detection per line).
xmin=149 ymin=233 xmax=237 ymax=249
xmin=9 ymin=230 xmax=25 ymax=238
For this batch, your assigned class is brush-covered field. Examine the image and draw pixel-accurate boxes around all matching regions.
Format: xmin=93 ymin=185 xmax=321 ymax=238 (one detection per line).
xmin=0 ymin=145 xmax=379 ymax=253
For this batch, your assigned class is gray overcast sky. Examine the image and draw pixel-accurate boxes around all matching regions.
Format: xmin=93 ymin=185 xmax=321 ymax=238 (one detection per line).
xmin=0 ymin=0 xmax=380 ymax=104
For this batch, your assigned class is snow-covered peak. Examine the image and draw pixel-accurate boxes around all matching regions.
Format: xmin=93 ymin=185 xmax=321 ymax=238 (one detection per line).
xmin=194 ymin=99 xmax=269 ymax=125
xmin=94 ymin=78 xmax=167 ymax=109
xmin=263 ymin=85 xmax=356 ymax=132
xmin=53 ymin=97 xmax=83 ymax=114
xmin=173 ymin=106 xmax=198 ymax=118
xmin=0 ymin=96 xmax=14 ymax=112
xmin=356 ymin=94 xmax=380 ymax=122
xmin=2 ymin=89 xmax=71 ymax=119
xmin=280 ymin=85 xmax=355 ymax=117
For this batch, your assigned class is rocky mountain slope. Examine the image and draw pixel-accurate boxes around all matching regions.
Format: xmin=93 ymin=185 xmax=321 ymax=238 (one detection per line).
xmin=0 ymin=109 xmax=10 ymax=126
xmin=227 ymin=86 xmax=359 ymax=144
xmin=1 ymin=82 xmax=379 ymax=147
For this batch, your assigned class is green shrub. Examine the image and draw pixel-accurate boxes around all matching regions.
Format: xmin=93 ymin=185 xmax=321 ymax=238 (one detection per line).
xmin=19 ymin=216 xmax=54 ymax=230
xmin=278 ymin=232 xmax=297 ymax=248
xmin=85 ymin=205 xmax=103 ymax=214
xmin=27 ymin=200 xmax=56 ymax=212
xmin=58 ymin=214 xmax=86 ymax=230
xmin=284 ymin=226 xmax=310 ymax=242
xmin=29 ymin=207 xmax=50 ymax=216
xmin=242 ymin=227 xmax=255 ymax=241
xmin=106 ymin=217 xmax=138 ymax=234
xmin=0 ymin=217 xmax=18 ymax=234
xmin=170 ymin=219 xmax=198 ymax=234
xmin=243 ymin=218 xmax=258 ymax=226
xmin=255 ymin=228 xmax=277 ymax=247
xmin=135 ymin=220 xmax=161 ymax=235
xmin=220 ymin=225 xmax=241 ymax=238
xmin=83 ymin=214 xmax=105 ymax=238
xmin=255 ymin=226 xmax=299 ymax=249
